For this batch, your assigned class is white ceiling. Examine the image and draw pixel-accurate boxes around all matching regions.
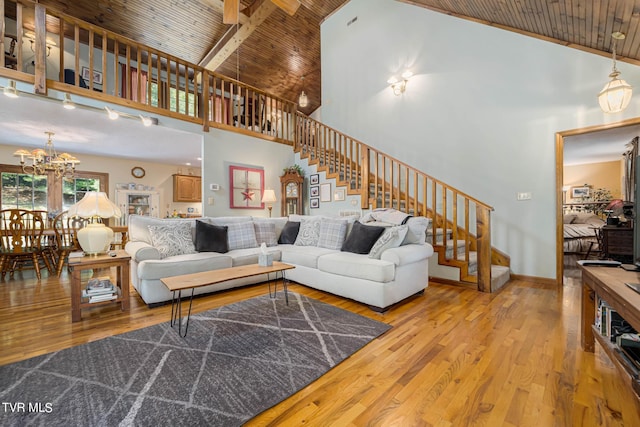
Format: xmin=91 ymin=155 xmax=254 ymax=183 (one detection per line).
xmin=0 ymin=91 xmax=203 ymax=167
xmin=564 ymin=125 xmax=640 ymax=166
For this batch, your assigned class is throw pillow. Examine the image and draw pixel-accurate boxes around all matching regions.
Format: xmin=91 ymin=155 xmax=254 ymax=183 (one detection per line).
xmin=402 ymin=217 xmax=429 ymax=245
xmin=195 ymin=220 xmax=229 ymax=253
xmin=278 ymin=221 xmax=300 ymax=244
xmin=148 ymin=222 xmax=196 ymax=259
xmin=254 ymin=221 xmax=278 ymax=246
xmin=294 ymin=217 xmax=322 ymax=246
xmin=227 ymin=221 xmax=259 ymax=250
xmin=341 ymin=221 xmax=386 ymax=254
xmin=317 ymin=217 xmax=348 ymax=250
xmin=368 ymin=225 xmax=409 ymax=259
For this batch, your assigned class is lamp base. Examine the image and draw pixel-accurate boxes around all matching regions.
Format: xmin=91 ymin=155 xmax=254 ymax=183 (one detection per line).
xmin=77 ymin=223 xmax=114 ymax=255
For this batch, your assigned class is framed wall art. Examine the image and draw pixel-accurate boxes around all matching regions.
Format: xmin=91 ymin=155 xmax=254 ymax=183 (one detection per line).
xmin=310 ymin=186 xmax=319 ymax=197
xmin=571 ymin=185 xmax=591 ymax=198
xmin=229 ymin=165 xmax=264 ymax=209
xmin=334 ymin=188 xmax=346 ymax=201
xmin=320 ymin=183 xmax=331 ymax=202
xmin=81 ymin=66 xmax=103 ymax=85
xmin=310 ymin=174 xmax=319 ymax=185
xmin=310 ymin=198 xmax=320 ymax=209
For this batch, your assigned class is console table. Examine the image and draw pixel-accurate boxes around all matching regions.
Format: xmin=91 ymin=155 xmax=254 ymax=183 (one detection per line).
xmin=580 ymin=265 xmax=640 ymax=399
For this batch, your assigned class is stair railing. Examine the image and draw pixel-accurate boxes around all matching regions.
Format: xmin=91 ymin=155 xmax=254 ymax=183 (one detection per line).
xmin=296 ymin=113 xmax=496 ymax=291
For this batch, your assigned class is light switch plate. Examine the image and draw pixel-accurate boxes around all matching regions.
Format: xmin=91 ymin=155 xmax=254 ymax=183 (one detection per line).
xmin=517 ymin=192 xmax=532 ymax=201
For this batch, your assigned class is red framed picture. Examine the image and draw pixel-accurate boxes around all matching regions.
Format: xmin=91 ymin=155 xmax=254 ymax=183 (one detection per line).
xmin=229 ymin=165 xmax=265 ymax=209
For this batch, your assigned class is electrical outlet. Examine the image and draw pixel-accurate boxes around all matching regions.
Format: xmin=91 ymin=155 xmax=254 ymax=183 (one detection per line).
xmin=208 ymin=197 xmax=214 ymax=205
xmin=516 ymin=192 xmax=532 ymax=201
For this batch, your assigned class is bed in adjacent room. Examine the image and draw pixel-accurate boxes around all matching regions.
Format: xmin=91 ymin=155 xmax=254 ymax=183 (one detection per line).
xmin=563 ymin=212 xmax=605 ymax=254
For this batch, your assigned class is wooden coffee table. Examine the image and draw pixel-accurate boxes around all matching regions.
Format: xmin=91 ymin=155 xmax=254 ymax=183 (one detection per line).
xmin=161 ymin=261 xmax=295 ymax=337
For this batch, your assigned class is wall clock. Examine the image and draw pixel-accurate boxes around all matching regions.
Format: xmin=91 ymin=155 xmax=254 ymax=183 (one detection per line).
xmin=131 ymin=166 xmax=145 ymax=179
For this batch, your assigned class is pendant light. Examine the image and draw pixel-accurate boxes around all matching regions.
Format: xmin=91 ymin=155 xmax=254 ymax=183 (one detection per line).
xmin=298 ymin=76 xmax=308 ymax=108
xmin=598 ymin=32 xmax=633 ymax=114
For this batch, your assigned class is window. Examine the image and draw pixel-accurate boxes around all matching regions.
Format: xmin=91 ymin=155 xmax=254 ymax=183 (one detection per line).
xmin=0 ymin=164 xmax=109 ymax=213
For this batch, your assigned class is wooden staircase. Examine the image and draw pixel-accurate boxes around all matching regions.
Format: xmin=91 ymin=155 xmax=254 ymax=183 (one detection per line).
xmin=295 ymin=114 xmax=511 ymax=292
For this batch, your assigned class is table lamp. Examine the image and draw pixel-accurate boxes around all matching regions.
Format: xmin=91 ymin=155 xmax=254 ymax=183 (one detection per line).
xmin=261 ymin=189 xmax=277 ymax=217
xmin=68 ymin=191 xmax=122 ymax=255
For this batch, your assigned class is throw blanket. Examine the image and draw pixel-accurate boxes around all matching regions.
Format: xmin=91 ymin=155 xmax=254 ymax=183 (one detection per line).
xmin=361 ymin=208 xmax=412 ymax=225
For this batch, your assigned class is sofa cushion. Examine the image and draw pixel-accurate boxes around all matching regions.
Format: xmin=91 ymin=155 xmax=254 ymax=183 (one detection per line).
xmin=203 ymin=216 xmax=253 ymax=226
xmin=318 ymin=252 xmax=395 ymax=283
xmin=369 ymin=225 xmax=409 ymax=259
xmin=317 ymin=217 xmax=348 ymax=250
xmin=253 ymin=217 xmax=288 ymax=240
xmin=341 ymin=221 xmax=385 ymax=254
xmin=402 ymin=217 xmax=429 ymax=245
xmin=253 ymin=221 xmax=277 ymax=246
xmin=148 ymin=222 xmax=196 ymax=259
xmin=136 ymin=252 xmax=231 ymax=280
xmin=280 ymin=245 xmax=337 ymax=268
xmin=195 ymin=220 xmax=229 ymax=253
xmin=227 ymin=247 xmax=282 ymax=266
xmin=227 ymin=221 xmax=258 ymax=250
xmin=278 ymin=221 xmax=300 ymax=244
xmin=129 ymin=215 xmax=193 ymax=245
xmin=294 ymin=217 xmax=322 ymax=246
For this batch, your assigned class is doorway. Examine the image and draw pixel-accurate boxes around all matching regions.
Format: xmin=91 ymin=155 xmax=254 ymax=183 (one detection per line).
xmin=555 ymin=117 xmax=640 ymax=284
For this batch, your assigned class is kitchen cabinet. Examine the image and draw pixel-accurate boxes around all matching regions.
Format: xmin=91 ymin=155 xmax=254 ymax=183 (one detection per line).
xmin=173 ymin=174 xmax=202 ymax=202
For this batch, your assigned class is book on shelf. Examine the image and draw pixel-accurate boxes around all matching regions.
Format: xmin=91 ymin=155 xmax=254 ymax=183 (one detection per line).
xmin=87 ymin=293 xmax=118 ymax=303
xmin=87 ymin=276 xmax=113 ymax=291
xmin=68 ymin=251 xmax=85 ymax=258
xmin=82 ymin=287 xmax=117 ymax=298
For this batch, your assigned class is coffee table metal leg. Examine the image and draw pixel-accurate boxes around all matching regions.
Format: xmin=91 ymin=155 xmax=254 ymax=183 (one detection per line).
xmin=282 ymin=271 xmax=289 ymax=305
xmin=170 ymin=288 xmax=195 ymax=337
xmin=268 ymin=272 xmax=276 ymax=298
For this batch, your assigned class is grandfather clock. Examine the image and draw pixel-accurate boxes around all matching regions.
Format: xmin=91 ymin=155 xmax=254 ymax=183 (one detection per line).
xmin=280 ymin=171 xmax=304 ymax=215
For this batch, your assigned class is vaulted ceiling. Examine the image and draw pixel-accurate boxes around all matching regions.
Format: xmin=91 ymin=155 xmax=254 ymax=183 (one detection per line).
xmin=21 ymin=0 xmax=640 ymax=116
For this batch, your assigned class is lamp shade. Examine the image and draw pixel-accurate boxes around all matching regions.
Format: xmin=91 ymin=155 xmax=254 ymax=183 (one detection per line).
xmin=598 ymin=74 xmax=633 ymax=113
xmin=68 ymin=191 xmax=122 ymax=219
xmin=68 ymin=192 xmax=122 ymax=254
xmin=261 ymin=189 xmax=277 ymax=203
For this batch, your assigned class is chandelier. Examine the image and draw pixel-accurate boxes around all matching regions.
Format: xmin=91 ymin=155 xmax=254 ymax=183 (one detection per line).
xmin=598 ymin=32 xmax=633 ymax=113
xmin=13 ymin=131 xmax=80 ymax=178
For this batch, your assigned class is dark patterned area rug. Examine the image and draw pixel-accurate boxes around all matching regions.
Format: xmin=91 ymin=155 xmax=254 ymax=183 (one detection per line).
xmin=0 ymin=292 xmax=390 ymax=426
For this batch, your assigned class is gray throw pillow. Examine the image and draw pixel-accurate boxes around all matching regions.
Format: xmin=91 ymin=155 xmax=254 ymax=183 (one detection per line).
xmin=317 ymin=217 xmax=348 ymax=250
xmin=227 ymin=221 xmax=258 ymax=250
xmin=254 ymin=222 xmax=277 ymax=246
xmin=341 ymin=221 xmax=385 ymax=254
xmin=368 ymin=225 xmax=409 ymax=259
xmin=148 ymin=222 xmax=196 ymax=259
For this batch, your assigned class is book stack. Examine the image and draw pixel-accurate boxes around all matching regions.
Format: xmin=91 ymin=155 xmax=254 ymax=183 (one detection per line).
xmin=82 ymin=276 xmax=118 ymax=303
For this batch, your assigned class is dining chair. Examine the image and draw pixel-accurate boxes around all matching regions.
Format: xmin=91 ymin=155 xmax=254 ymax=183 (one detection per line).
xmin=52 ymin=211 xmax=87 ymax=277
xmin=0 ymin=209 xmax=53 ymax=280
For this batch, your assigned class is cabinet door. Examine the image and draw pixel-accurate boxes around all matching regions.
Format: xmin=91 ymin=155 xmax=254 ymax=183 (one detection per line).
xmin=173 ymin=175 xmax=202 ymax=202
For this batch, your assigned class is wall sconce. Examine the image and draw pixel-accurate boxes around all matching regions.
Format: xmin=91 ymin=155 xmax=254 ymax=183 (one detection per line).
xmin=24 ymin=32 xmax=56 ymax=57
xmin=387 ymin=71 xmax=413 ymax=96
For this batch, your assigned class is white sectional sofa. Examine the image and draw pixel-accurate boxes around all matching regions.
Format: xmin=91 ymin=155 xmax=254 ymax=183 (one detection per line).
xmin=124 ymin=213 xmax=434 ymax=311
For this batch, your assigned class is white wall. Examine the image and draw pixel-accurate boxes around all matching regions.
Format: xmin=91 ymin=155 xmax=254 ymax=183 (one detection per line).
xmin=321 ymin=0 xmax=640 ymax=278
xmin=201 ymin=130 xmax=295 ymax=218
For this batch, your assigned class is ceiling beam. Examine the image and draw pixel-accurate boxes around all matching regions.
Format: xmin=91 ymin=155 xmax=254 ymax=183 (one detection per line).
xmin=199 ymin=0 xmax=278 ymax=71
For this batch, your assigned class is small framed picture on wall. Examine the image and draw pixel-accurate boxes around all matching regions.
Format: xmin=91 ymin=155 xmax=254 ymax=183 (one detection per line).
xmin=310 ymin=174 xmax=319 ymax=185
xmin=310 ymin=186 xmax=319 ymax=197
xmin=320 ymin=183 xmax=331 ymax=202
xmin=310 ymin=198 xmax=320 ymax=209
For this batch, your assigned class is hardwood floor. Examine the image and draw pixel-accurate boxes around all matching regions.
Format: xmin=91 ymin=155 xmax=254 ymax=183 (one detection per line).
xmin=1 ymin=266 xmax=639 ymax=426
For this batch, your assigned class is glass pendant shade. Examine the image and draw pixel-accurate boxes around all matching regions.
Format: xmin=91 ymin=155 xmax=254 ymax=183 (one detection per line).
xmin=298 ymin=91 xmax=308 ymax=108
xmin=598 ymin=72 xmax=633 ymax=113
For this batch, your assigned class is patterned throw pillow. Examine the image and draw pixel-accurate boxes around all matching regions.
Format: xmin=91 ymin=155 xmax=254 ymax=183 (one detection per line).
xmin=254 ymin=222 xmax=277 ymax=247
xmin=148 ymin=222 xmax=196 ymax=259
xmin=227 ymin=221 xmax=258 ymax=250
xmin=317 ymin=217 xmax=348 ymax=250
xmin=294 ymin=217 xmax=322 ymax=246
xmin=368 ymin=225 xmax=409 ymax=259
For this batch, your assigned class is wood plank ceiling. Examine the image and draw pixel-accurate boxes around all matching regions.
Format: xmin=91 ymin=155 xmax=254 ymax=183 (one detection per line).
xmin=12 ymin=0 xmax=640 ymax=114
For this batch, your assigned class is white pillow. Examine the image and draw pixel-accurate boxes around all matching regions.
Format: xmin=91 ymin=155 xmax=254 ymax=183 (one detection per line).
xmin=369 ymin=225 xmax=409 ymax=259
xmin=148 ymin=223 xmax=196 ymax=259
xmin=294 ymin=217 xmax=322 ymax=246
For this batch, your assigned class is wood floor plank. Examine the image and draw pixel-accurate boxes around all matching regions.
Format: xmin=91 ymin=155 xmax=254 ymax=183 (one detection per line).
xmin=1 ymin=269 xmax=640 ymax=425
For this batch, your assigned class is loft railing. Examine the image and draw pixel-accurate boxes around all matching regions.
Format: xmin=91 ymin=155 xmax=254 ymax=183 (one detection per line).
xmin=295 ymin=113 xmax=504 ymax=290
xmin=0 ymin=0 xmax=297 ymax=144
xmin=1 ymin=0 xmax=505 ymax=290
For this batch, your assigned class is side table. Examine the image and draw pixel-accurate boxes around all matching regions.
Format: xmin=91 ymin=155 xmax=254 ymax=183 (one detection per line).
xmin=68 ymin=250 xmax=131 ymax=322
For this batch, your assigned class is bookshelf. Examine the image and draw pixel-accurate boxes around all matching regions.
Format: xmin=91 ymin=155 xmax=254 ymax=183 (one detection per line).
xmin=580 ymin=265 xmax=640 ymax=399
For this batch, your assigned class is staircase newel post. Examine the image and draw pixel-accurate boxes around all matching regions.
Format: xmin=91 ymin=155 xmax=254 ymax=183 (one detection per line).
xmin=360 ymin=146 xmax=370 ymax=209
xmin=476 ymin=205 xmax=491 ymax=292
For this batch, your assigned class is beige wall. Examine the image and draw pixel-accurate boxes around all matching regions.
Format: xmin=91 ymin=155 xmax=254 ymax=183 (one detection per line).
xmin=0 ymin=144 xmax=202 ymax=217
xmin=564 ymin=159 xmax=623 ymax=202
